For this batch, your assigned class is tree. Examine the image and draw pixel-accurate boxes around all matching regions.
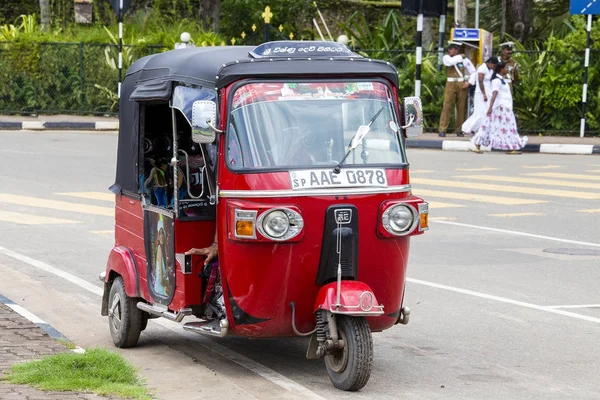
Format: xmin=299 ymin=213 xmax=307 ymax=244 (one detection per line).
xmin=39 ymin=0 xmax=50 ymax=31
xmin=199 ymin=0 xmax=220 ymax=33
xmin=506 ymin=0 xmax=534 ymax=41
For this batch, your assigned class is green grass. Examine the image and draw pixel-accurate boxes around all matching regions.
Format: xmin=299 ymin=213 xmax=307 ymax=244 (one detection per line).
xmin=3 ymin=348 xmax=152 ymax=400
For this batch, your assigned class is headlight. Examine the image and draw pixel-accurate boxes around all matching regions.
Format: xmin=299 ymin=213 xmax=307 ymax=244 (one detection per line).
xmin=382 ymin=204 xmax=416 ymax=235
xmin=257 ymin=208 xmax=304 ymax=241
xmin=263 ymin=210 xmax=289 ymax=238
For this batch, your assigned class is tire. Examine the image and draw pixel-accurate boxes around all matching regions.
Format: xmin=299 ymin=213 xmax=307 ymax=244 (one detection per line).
xmin=324 ymin=316 xmax=373 ymax=391
xmin=108 ymin=277 xmax=144 ymax=348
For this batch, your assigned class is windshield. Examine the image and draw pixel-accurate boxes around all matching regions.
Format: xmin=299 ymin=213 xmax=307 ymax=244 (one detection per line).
xmin=226 ymin=81 xmax=405 ymax=170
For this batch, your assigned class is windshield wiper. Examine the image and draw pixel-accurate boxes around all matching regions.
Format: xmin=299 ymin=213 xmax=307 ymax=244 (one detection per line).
xmin=333 ymin=107 xmax=384 ymax=174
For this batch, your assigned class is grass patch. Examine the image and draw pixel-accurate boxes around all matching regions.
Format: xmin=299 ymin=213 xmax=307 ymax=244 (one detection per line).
xmin=3 ymin=348 xmax=152 ymax=400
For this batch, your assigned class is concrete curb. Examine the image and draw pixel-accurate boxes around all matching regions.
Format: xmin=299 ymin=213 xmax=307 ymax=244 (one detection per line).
xmin=0 ymin=121 xmax=118 ymax=131
xmin=407 ymin=139 xmax=600 ymax=155
xmin=0 ymin=293 xmax=85 ymax=353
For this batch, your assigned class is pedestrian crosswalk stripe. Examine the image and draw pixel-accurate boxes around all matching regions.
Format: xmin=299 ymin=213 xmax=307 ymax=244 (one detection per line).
xmin=426 ymin=201 xmax=465 ymax=209
xmin=521 ymin=165 xmax=564 ymax=169
xmin=456 ymin=167 xmax=499 ymax=172
xmin=488 ymin=212 xmax=545 ymax=218
xmin=578 ymin=209 xmax=600 ymax=213
xmin=586 ymin=170 xmax=600 ymax=173
xmin=523 ymin=172 xmax=600 ymax=181
xmin=429 ymin=217 xmax=457 ymax=221
xmin=412 ymin=178 xmax=600 ymax=200
xmin=90 ymin=230 xmax=115 ymax=234
xmin=413 ymin=189 xmax=545 ymax=205
xmin=0 ymin=194 xmax=113 ymax=217
xmin=56 ymin=192 xmax=114 ymax=202
xmin=456 ymin=175 xmax=600 ymax=190
xmin=586 ymin=164 xmax=600 ymax=167
xmin=0 ymin=210 xmax=80 ymax=225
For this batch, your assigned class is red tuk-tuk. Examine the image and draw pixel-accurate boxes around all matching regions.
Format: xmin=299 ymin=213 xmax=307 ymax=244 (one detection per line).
xmin=100 ymin=41 xmax=427 ymax=391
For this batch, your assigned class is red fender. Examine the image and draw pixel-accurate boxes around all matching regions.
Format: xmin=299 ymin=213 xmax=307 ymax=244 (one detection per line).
xmin=314 ymin=281 xmax=384 ymax=316
xmin=105 ymin=246 xmax=141 ymax=298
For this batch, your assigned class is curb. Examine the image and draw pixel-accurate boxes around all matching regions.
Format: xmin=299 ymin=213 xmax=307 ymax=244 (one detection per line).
xmin=0 ymin=293 xmax=85 ymax=353
xmin=407 ymin=139 xmax=600 ymax=155
xmin=0 ymin=121 xmax=118 ymax=131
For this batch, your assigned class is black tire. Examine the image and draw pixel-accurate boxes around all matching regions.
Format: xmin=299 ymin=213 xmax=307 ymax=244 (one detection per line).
xmin=108 ymin=277 xmax=144 ymax=348
xmin=324 ymin=316 xmax=373 ymax=391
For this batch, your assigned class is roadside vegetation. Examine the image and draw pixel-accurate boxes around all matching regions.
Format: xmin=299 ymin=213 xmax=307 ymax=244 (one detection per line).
xmin=2 ymin=348 xmax=152 ymax=400
xmin=0 ymin=0 xmax=598 ymax=134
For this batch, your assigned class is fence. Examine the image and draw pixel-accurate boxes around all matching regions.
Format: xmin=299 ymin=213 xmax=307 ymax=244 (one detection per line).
xmin=0 ymin=42 xmax=598 ymax=135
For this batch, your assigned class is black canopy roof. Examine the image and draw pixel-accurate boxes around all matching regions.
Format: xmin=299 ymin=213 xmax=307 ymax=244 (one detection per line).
xmin=114 ymin=42 xmax=400 ymax=196
xmin=124 ymin=42 xmax=399 ymax=95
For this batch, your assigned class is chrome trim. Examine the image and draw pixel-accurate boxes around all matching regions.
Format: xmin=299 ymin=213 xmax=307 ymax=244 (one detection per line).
xmin=256 ymin=208 xmax=304 ymax=242
xmin=137 ymin=302 xmax=192 ymax=323
xmin=329 ymin=291 xmax=385 ymax=316
xmin=219 ymin=184 xmax=412 ymax=198
xmin=142 ymin=204 xmax=175 ymax=218
xmin=382 ymin=202 xmax=419 ymax=237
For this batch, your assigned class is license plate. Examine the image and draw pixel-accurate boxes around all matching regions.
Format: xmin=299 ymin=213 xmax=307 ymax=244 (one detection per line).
xmin=290 ymin=168 xmax=388 ymax=190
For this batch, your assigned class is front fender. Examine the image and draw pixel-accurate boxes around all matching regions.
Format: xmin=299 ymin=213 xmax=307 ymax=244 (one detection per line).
xmin=314 ymin=281 xmax=384 ymax=316
xmin=104 ymin=246 xmax=141 ymax=298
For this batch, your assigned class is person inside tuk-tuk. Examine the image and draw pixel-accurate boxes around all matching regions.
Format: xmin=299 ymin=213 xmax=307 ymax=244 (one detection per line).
xmin=144 ymin=158 xmax=169 ymax=206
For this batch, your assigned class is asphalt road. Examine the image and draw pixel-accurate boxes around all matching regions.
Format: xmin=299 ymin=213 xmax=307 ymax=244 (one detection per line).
xmin=0 ymin=130 xmax=599 ymax=399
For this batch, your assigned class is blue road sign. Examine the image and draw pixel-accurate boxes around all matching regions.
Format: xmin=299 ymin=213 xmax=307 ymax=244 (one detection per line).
xmin=570 ymin=0 xmax=600 ymax=14
xmin=452 ymin=28 xmax=480 ymax=41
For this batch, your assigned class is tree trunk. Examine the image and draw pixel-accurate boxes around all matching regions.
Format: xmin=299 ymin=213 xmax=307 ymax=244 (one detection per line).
xmin=454 ymin=0 xmax=468 ymax=27
xmin=501 ymin=0 xmax=507 ymax=39
xmin=39 ymin=0 xmax=51 ymax=31
xmin=199 ymin=0 xmax=220 ymax=33
xmin=506 ymin=0 xmax=533 ymax=41
xmin=423 ymin=17 xmax=435 ymax=52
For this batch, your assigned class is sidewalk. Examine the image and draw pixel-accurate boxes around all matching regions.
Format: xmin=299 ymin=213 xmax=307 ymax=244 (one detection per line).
xmin=1 ymin=114 xmax=600 ymax=155
xmin=0 ymin=300 xmax=114 ymax=400
xmin=408 ymin=132 xmax=600 ymax=155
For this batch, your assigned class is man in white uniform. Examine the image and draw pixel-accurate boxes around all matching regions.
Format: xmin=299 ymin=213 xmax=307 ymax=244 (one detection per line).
xmin=462 ymin=56 xmax=498 ymax=135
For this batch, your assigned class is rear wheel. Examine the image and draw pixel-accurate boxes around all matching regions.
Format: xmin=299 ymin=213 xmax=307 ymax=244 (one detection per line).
xmin=108 ymin=277 xmax=144 ymax=348
xmin=324 ymin=316 xmax=373 ymax=391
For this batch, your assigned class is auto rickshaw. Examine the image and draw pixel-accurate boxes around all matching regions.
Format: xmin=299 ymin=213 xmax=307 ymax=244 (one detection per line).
xmin=100 ymin=41 xmax=428 ymax=391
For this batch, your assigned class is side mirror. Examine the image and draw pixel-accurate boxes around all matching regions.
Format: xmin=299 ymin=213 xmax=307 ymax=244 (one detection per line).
xmin=402 ymin=97 xmax=423 ymax=138
xmin=191 ymin=100 xmax=217 ymax=144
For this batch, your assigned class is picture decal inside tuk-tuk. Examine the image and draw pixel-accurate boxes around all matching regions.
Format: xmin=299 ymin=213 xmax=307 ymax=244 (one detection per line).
xmin=227 ymin=81 xmax=406 ymax=171
xmin=144 ymin=211 xmax=176 ymax=305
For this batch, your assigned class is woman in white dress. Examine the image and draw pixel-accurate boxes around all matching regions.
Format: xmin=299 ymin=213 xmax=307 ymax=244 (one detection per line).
xmin=471 ymin=61 xmax=528 ymax=153
xmin=462 ymin=56 xmax=498 ymax=135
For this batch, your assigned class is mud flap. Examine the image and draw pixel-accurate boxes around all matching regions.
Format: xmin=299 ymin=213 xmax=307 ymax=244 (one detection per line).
xmin=306 ymin=331 xmax=320 ymax=359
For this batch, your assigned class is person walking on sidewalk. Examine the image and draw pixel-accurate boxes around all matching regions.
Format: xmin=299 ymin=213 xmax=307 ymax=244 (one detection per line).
xmin=438 ymin=41 xmax=469 ymax=138
xmin=471 ymin=61 xmax=528 ymax=153
xmin=462 ymin=56 xmax=499 ymax=136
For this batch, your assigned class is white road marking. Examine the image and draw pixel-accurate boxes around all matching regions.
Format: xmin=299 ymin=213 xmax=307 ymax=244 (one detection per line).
xmin=456 ymin=174 xmax=600 ymax=190
xmin=546 ymin=304 xmax=600 ymax=309
xmin=523 ymin=172 xmax=600 ymax=181
xmin=521 ymin=165 xmax=564 ymax=169
xmin=0 ymin=193 xmax=113 ymax=216
xmin=412 ymin=178 xmax=600 ymax=199
xmin=0 ymin=210 xmax=80 ymax=225
xmin=427 ymin=201 xmax=464 ymax=209
xmin=414 ymin=188 xmax=544 ymax=205
xmin=89 ymin=230 xmax=115 ymax=234
xmin=432 ymin=220 xmax=600 ymax=248
xmin=429 ymin=217 xmax=457 ymax=221
xmin=406 ymin=278 xmax=600 ymax=324
xmin=488 ymin=212 xmax=544 ymax=218
xmin=57 ymin=192 xmax=114 ymax=202
xmin=456 ymin=167 xmax=499 ymax=171
xmin=578 ymin=209 xmax=600 ymax=213
xmin=0 ymin=246 xmax=326 ymax=399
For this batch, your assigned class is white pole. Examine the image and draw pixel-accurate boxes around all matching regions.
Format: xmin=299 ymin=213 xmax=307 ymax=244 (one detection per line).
xmin=581 ymin=14 xmax=592 ymax=138
xmin=118 ymin=0 xmax=123 ymax=99
xmin=475 ymin=0 xmax=480 ymax=29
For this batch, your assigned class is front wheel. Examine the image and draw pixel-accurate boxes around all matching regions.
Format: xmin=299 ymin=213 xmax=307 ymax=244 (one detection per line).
xmin=108 ymin=276 xmax=144 ymax=348
xmin=324 ymin=316 xmax=373 ymax=391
